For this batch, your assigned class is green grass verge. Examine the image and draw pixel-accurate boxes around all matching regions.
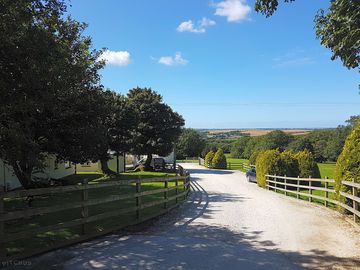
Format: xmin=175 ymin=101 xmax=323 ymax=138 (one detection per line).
xmin=317 ymin=163 xmax=336 ymax=179
xmin=271 ymin=181 xmax=337 ymax=210
xmin=3 ymin=171 xmax=183 ymax=257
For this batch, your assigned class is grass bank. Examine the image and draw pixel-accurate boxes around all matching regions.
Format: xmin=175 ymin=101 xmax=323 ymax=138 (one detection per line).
xmin=317 ymin=163 xmax=336 ymax=179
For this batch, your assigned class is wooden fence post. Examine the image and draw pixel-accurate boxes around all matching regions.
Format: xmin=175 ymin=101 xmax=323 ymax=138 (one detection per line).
xmin=353 ymin=179 xmax=358 ymax=223
xmin=164 ymin=180 xmax=168 ymax=209
xmin=0 ymin=187 xmax=5 ymax=259
xmin=136 ymin=179 xmax=141 ymax=220
xmin=284 ymin=175 xmax=287 ymax=196
xmin=175 ymin=179 xmax=179 ymax=204
xmin=297 ymin=176 xmax=300 ymax=199
xmin=228 ymin=162 xmax=231 ymax=170
xmin=324 ymin=177 xmax=328 ymax=207
xmin=81 ymin=179 xmax=88 ymax=235
xmin=274 ymin=175 xmax=277 ymax=193
xmin=308 ymin=176 xmax=312 ymax=203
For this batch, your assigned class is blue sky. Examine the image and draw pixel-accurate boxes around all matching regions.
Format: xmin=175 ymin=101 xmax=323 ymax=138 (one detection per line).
xmin=68 ymin=0 xmax=359 ymax=128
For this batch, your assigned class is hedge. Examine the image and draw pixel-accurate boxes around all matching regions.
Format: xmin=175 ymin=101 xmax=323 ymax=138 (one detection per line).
xmin=255 ymin=149 xmax=321 ymax=188
xmin=255 ymin=149 xmax=283 ymax=188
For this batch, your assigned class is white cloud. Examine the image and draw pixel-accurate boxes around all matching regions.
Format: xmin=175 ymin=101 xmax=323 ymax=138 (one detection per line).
xmin=99 ymin=50 xmax=131 ymax=66
xmin=177 ymin=17 xmax=216 ymax=33
xmin=214 ymin=0 xmax=251 ymax=22
xmin=158 ymin=52 xmax=188 ymax=66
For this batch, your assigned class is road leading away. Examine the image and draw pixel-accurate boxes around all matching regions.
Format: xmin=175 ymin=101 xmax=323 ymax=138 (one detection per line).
xmin=24 ymin=163 xmax=360 ymax=270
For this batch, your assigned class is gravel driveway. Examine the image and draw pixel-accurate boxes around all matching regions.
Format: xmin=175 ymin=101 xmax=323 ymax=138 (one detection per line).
xmin=23 ymin=163 xmax=360 ymax=270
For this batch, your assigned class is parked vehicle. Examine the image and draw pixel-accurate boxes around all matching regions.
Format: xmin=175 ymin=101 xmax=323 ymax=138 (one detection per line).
xmin=135 ymin=157 xmax=167 ymax=171
xmin=153 ymin=158 xmax=166 ymax=171
xmin=246 ymin=168 xmax=256 ymax=183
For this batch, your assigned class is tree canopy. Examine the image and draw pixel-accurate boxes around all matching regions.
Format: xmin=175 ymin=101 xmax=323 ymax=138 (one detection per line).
xmin=0 ymin=0 xmax=104 ymax=188
xmin=176 ymin=128 xmax=206 ymax=159
xmin=128 ymin=87 xmax=185 ymax=170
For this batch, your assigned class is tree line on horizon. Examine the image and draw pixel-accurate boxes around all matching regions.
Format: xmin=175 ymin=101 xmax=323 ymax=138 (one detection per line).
xmin=176 ymin=115 xmax=359 ymax=164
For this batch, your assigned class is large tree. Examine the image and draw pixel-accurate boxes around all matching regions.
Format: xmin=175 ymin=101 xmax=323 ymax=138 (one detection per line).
xmin=255 ymin=0 xmax=360 ymax=89
xmin=176 ymin=128 xmax=206 ymax=159
xmin=0 ymin=0 xmax=104 ymax=188
xmin=128 ymin=87 xmax=185 ymax=170
xmin=96 ymin=90 xmax=136 ymax=175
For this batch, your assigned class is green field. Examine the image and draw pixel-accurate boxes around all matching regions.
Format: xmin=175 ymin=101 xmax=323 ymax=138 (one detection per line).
xmin=4 ymin=171 xmax=182 ymax=257
xmin=317 ymin=163 xmax=336 ymax=179
xmin=225 ymin=154 xmax=249 ymax=171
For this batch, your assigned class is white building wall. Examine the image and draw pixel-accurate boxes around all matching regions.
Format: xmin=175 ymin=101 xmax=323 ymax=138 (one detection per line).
xmin=0 ymin=156 xmax=75 ymax=191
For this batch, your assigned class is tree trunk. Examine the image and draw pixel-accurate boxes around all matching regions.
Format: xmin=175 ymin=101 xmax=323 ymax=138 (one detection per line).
xmin=12 ymin=162 xmax=33 ymax=189
xmin=144 ymin=154 xmax=152 ymax=171
xmin=100 ymin=158 xmax=116 ymax=175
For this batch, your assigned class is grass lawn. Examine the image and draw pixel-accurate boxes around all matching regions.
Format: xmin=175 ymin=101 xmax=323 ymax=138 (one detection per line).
xmin=225 ymin=154 xmax=249 ymax=171
xmin=317 ymin=163 xmax=336 ymax=179
xmin=3 ymin=171 xmax=183 ymax=257
xmin=177 ymin=159 xmax=198 ymax=163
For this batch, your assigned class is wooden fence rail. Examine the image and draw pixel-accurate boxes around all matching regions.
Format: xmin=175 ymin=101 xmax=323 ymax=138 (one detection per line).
xmin=266 ymin=174 xmax=359 ymax=223
xmin=0 ymin=165 xmax=191 ymax=261
xmin=227 ymin=162 xmax=253 ymax=172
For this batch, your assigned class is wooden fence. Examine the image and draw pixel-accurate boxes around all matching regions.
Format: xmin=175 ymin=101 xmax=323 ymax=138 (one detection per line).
xmin=228 ymin=162 xmax=253 ymax=172
xmin=266 ymin=175 xmax=360 ymax=223
xmin=0 ymin=166 xmax=190 ymax=261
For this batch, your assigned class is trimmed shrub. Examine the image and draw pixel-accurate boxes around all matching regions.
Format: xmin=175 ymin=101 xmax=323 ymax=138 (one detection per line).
xmin=212 ymin=149 xmax=227 ymax=169
xmin=295 ymin=150 xmax=320 ymax=178
xmin=280 ymin=150 xmax=299 ymax=177
xmin=255 ymin=149 xmax=283 ymax=188
xmin=204 ymin=150 xmax=215 ymax=168
xmin=335 ymin=120 xmax=360 ymax=206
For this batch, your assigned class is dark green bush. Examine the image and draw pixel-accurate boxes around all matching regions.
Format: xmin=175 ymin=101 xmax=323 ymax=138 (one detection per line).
xmin=212 ymin=149 xmax=227 ymax=169
xmin=204 ymin=150 xmax=215 ymax=168
xmin=280 ymin=150 xmax=299 ymax=177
